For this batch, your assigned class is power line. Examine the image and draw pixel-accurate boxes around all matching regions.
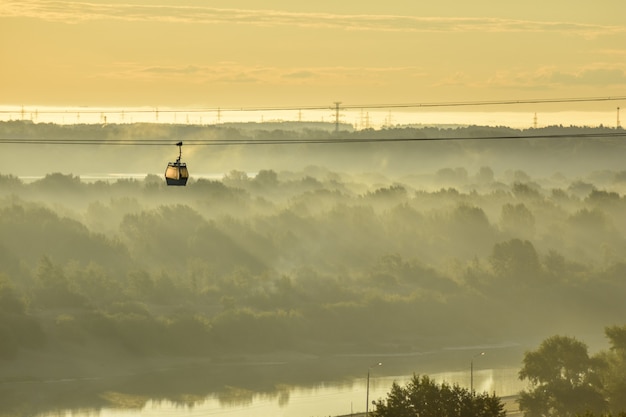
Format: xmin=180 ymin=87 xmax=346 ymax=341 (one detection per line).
xmin=1 ymin=131 xmax=625 ymax=146
xmin=341 ymin=95 xmax=626 ymax=110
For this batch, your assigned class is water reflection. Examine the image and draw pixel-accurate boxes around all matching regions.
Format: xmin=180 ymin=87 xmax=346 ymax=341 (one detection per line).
xmin=1 ymin=346 xmax=527 ymax=417
xmin=80 ymin=369 xmax=523 ymax=417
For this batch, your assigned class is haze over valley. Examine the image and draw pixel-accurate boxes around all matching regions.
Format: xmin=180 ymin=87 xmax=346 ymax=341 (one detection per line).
xmin=2 ymin=0 xmax=626 ymax=415
xmin=1 ymin=120 xmax=626 ymax=416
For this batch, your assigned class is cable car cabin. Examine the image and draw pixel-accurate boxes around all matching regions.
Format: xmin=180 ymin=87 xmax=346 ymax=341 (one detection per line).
xmin=165 ymin=161 xmax=189 ymax=186
xmin=164 ymin=141 xmax=189 ymax=186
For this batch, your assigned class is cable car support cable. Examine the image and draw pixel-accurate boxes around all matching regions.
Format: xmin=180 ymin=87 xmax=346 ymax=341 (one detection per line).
xmin=1 ymin=131 xmax=626 ymax=146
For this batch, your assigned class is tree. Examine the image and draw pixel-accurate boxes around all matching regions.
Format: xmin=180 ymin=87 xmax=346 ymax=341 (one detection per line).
xmin=0 ymin=274 xmax=26 ymax=315
xmin=373 ymin=374 xmax=505 ymax=417
xmin=499 ymin=203 xmax=535 ymax=238
xmin=253 ymin=169 xmax=279 ymax=188
xmin=490 ymin=238 xmax=542 ymax=282
xmin=518 ymin=335 xmax=606 ymax=417
xmin=597 ymin=325 xmax=626 ymax=413
xmin=475 ymin=166 xmax=494 ymax=184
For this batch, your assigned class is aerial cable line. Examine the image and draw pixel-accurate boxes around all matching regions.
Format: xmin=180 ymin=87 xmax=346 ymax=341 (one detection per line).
xmin=340 ymin=95 xmax=626 ymax=110
xmin=1 ymin=131 xmax=626 ymax=146
xmin=2 ymin=95 xmax=626 ymax=115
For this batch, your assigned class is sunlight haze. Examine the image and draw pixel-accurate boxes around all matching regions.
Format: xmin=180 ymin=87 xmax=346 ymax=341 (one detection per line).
xmin=1 ymin=0 xmax=625 ymax=111
xmin=2 ymin=3 xmax=626 ymax=417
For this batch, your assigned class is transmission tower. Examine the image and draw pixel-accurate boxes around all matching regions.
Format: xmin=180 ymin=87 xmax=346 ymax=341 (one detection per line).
xmin=333 ymin=102 xmax=342 ymax=133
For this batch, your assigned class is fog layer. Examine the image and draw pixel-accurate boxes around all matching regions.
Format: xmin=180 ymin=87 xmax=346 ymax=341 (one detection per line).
xmin=1 ymin=121 xmax=625 ymax=364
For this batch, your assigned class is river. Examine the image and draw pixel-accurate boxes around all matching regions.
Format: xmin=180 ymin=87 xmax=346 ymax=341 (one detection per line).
xmin=2 ymin=344 xmax=529 ymax=417
xmin=81 ymin=368 xmax=524 ymax=417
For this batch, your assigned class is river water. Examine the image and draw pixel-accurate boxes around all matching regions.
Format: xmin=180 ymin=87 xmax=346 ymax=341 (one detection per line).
xmin=81 ymin=368 xmax=524 ymax=417
xmin=10 ymin=345 xmax=529 ymax=417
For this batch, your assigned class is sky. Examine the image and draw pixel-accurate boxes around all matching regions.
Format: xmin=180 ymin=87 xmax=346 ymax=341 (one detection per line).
xmin=1 ymin=0 xmax=626 ymax=119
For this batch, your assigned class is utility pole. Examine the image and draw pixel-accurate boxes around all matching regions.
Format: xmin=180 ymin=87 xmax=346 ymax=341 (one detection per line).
xmin=533 ymin=113 xmax=538 ymax=129
xmin=471 ymin=352 xmax=485 ymax=396
xmin=618 ymin=107 xmax=621 ymax=129
xmin=366 ymin=363 xmax=382 ymax=417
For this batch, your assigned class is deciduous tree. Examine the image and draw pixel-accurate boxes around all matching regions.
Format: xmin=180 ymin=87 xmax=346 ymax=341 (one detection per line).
xmin=373 ymin=374 xmax=505 ymax=417
xmin=518 ymin=335 xmax=606 ymax=417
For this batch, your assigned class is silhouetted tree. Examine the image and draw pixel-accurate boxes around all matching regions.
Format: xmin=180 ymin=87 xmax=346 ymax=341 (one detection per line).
xmin=253 ymin=169 xmax=279 ymax=188
xmin=518 ymin=335 xmax=606 ymax=417
xmin=490 ymin=239 xmax=542 ymax=282
xmin=373 ymin=374 xmax=505 ymax=417
xmin=597 ymin=325 xmax=626 ymax=413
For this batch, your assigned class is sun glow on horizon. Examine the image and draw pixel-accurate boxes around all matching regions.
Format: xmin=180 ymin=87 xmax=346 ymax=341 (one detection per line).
xmin=0 ymin=104 xmax=621 ymax=130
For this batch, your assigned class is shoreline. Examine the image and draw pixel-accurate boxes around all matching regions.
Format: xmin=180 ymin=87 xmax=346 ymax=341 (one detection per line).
xmin=1 ymin=338 xmax=526 ymax=382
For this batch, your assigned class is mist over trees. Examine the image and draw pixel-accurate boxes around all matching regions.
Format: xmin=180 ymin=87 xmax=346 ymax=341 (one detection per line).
xmin=0 ymin=121 xmax=625 ymax=365
xmin=2 ymin=120 xmax=626 ymax=179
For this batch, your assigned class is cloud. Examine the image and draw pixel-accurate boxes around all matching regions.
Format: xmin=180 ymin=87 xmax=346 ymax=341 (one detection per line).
xmin=93 ymin=62 xmax=421 ymax=87
xmin=2 ymin=0 xmax=625 ymax=37
xmin=139 ymin=65 xmax=204 ymax=75
xmin=434 ymin=72 xmax=474 ymax=87
xmin=480 ymin=66 xmax=626 ymax=89
xmin=596 ymin=49 xmax=626 ymax=58
xmin=549 ymin=67 xmax=626 ymax=86
xmin=283 ymin=71 xmax=316 ymax=80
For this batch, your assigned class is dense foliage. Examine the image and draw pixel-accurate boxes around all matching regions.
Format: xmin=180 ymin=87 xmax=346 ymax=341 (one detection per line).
xmin=373 ymin=374 xmax=505 ymax=417
xmin=518 ymin=327 xmax=626 ymax=417
xmin=519 ymin=335 xmax=606 ymax=417
xmin=0 ymin=123 xmax=625 ymax=363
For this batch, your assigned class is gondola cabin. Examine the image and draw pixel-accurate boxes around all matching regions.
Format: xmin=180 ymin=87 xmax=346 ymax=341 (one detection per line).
xmin=165 ymin=161 xmax=189 ymax=186
xmin=165 ymin=141 xmax=189 ymax=186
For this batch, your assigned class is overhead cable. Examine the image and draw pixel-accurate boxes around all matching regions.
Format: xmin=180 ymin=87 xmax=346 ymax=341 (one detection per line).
xmin=1 ymin=131 xmax=625 ymax=146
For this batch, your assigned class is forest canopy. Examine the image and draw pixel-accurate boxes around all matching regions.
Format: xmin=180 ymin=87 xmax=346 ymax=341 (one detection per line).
xmin=0 ymin=122 xmax=625 ymax=361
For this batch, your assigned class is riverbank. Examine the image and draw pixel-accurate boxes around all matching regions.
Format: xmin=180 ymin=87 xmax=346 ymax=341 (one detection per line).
xmin=2 ymin=337 xmax=527 ymax=384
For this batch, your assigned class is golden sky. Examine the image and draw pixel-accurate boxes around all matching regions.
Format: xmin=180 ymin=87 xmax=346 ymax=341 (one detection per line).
xmin=1 ymin=0 xmax=625 ymax=110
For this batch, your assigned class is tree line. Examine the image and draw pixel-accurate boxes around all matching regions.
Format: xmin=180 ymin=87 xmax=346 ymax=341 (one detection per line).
xmin=373 ymin=325 xmax=626 ymax=417
xmin=2 ymin=120 xmax=626 ymax=179
xmin=1 ymin=163 xmax=625 ymax=360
